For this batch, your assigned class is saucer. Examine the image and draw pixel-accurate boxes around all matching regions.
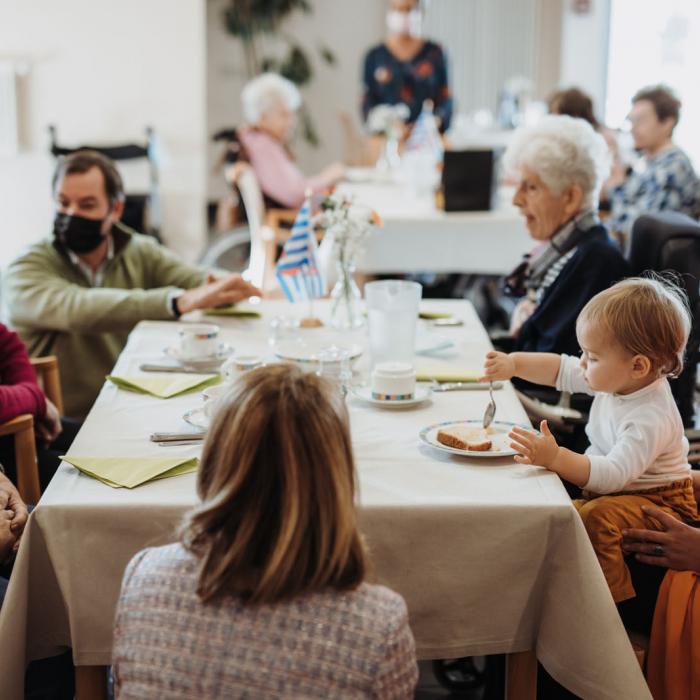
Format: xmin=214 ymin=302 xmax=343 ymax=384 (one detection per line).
xmin=183 ymin=407 xmax=210 ymax=431
xmin=350 ymin=384 xmax=432 ymax=408
xmin=164 ymin=343 xmax=233 ymax=369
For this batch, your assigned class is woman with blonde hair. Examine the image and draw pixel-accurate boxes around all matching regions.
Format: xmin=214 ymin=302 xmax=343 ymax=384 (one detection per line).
xmin=112 ymin=364 xmax=417 ymax=699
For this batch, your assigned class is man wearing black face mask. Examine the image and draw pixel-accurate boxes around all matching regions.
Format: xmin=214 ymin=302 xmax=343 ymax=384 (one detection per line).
xmin=3 ymin=150 xmax=260 ymax=420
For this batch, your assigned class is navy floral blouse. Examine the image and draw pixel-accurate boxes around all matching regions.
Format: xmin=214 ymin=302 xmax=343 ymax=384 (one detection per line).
xmin=361 ymin=41 xmax=453 ymax=132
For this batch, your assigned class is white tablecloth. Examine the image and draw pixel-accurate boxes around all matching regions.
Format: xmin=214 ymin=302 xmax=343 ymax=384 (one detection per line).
xmin=0 ymin=300 xmax=650 ymax=699
xmin=341 ymin=180 xmax=531 ymax=274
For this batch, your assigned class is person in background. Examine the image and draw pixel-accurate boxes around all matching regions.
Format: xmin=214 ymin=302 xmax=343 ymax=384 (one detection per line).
xmin=0 ymin=323 xmax=79 ymax=491
xmin=3 ymin=151 xmax=260 ymax=420
xmin=113 ymin=364 xmax=418 ymax=699
xmin=237 ymin=73 xmax=345 ymax=210
xmin=500 ymin=115 xmax=629 ymax=362
xmin=548 ymin=86 xmax=622 ymax=207
xmin=361 ymin=0 xmax=453 ymax=134
xmin=606 ymin=84 xmax=699 ymax=247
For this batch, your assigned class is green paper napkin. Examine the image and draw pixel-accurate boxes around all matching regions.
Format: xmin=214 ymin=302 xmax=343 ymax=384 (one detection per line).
xmin=204 ymin=305 xmax=262 ymax=318
xmin=61 ymin=455 xmax=199 ymax=488
xmin=415 ymin=364 xmax=481 ymax=383
xmin=418 ymin=311 xmax=454 ymax=320
xmin=106 ymin=373 xmax=220 ymax=398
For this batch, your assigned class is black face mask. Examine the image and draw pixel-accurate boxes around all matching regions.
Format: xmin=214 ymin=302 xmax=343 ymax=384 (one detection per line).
xmin=53 ymin=213 xmax=108 ymax=254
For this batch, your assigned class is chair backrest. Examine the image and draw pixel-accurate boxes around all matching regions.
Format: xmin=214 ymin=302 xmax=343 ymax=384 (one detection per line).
xmin=630 ymin=213 xmax=700 ymax=426
xmin=227 ymin=162 xmax=273 ymax=290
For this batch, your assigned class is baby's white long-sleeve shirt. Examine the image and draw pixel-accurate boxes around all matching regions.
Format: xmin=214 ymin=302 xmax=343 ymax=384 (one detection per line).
xmin=556 ymin=354 xmax=690 ymax=493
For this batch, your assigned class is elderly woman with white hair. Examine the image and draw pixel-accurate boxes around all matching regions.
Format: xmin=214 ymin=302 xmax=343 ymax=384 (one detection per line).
xmin=237 ymin=73 xmax=345 ymax=209
xmin=502 ymin=115 xmax=630 ymax=358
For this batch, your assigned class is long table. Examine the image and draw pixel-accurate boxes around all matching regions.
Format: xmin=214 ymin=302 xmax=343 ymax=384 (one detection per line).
xmin=341 ymin=179 xmax=531 ymax=275
xmin=0 ymin=300 xmax=650 ymax=699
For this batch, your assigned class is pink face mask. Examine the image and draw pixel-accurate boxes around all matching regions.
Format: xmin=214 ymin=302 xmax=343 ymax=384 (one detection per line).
xmin=386 ymin=9 xmax=423 ymax=37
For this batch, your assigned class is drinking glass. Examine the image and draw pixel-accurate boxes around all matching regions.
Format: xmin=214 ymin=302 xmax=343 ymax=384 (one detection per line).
xmin=365 ymin=280 xmax=422 ymax=366
xmin=315 ymin=346 xmax=352 ymax=396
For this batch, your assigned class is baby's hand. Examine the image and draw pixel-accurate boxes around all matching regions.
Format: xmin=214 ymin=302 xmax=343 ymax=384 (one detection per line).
xmin=481 ymin=351 xmax=516 ymax=382
xmin=509 ymin=420 xmax=559 ymax=468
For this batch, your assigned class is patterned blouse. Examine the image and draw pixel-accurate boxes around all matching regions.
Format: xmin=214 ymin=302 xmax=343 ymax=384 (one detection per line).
xmin=113 ymin=544 xmax=418 ymax=699
xmin=361 ymin=41 xmax=453 ymax=131
xmin=608 ymin=145 xmax=699 ymax=239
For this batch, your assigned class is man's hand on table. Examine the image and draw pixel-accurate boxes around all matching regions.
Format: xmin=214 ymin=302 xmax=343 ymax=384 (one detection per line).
xmin=36 ymin=398 xmax=62 ymax=447
xmin=176 ymin=273 xmax=261 ymax=315
xmin=0 ymin=506 xmax=17 ymax=563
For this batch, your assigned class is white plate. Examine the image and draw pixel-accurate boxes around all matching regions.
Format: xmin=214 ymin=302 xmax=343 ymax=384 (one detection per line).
xmin=183 ymin=407 xmax=210 ymax=431
xmin=274 ymin=340 xmax=363 ymax=364
xmin=419 ymin=419 xmax=529 ymax=458
xmin=350 ymin=385 xmax=432 ymax=408
xmin=164 ymin=343 xmax=233 ymax=369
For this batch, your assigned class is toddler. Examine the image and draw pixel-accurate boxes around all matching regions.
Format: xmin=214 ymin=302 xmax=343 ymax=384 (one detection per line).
xmin=483 ymin=277 xmax=698 ymax=602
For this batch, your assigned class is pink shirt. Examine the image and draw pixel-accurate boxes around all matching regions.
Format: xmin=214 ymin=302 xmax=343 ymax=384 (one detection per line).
xmin=239 ymin=128 xmax=333 ymax=209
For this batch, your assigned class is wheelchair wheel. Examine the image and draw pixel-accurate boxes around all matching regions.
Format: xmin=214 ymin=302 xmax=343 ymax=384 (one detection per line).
xmin=432 ymin=656 xmax=487 ymax=691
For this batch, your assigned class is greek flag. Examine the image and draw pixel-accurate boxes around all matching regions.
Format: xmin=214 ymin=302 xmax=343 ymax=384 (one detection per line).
xmin=275 ymin=199 xmax=325 ymax=303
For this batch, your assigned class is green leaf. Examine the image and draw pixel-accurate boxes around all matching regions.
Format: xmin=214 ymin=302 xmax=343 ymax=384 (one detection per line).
xmin=280 ymin=45 xmax=312 ymax=85
xmin=318 ymin=45 xmax=336 ymax=65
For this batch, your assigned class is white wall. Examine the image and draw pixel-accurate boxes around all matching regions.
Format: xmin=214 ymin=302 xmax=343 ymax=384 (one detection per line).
xmin=206 ymin=0 xmax=385 ymax=200
xmin=559 ymin=0 xmax=611 ymax=117
xmin=0 ymin=0 xmax=207 ymax=267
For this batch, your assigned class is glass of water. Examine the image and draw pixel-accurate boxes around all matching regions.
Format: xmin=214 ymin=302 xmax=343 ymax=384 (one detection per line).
xmin=315 ymin=346 xmax=352 ymax=396
xmin=365 ymin=280 xmax=422 ymax=367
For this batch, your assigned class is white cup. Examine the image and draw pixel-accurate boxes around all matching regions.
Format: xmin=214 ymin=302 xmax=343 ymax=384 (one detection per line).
xmin=178 ymin=324 xmax=220 ymax=361
xmin=202 ymin=383 xmax=230 ymax=420
xmin=221 ymin=355 xmax=264 ymax=383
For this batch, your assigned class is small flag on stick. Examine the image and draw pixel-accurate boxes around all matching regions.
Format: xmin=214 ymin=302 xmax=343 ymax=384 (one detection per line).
xmin=275 ymin=198 xmax=326 ymax=304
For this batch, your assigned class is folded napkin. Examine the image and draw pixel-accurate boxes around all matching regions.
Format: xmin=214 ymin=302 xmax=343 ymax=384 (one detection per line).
xmin=106 ymin=374 xmax=220 ymax=398
xmin=415 ymin=364 xmax=481 ymax=383
xmin=418 ymin=311 xmax=454 ymax=320
xmin=61 ymin=455 xmax=199 ymax=488
xmin=204 ymin=305 xmax=261 ymax=318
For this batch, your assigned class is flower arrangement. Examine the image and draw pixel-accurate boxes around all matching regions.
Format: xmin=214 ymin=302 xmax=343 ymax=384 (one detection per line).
xmin=366 ymin=103 xmax=410 ymax=138
xmin=314 ymin=191 xmax=381 ymax=329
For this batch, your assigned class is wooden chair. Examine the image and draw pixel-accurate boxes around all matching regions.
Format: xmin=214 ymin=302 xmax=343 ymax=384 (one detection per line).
xmin=0 ymin=356 xmax=63 ymax=504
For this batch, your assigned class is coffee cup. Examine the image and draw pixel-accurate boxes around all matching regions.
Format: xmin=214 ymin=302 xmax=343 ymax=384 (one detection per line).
xmin=178 ymin=324 xmax=220 ymax=361
xmin=202 ymin=383 xmax=229 ymax=419
xmin=221 ymin=355 xmax=264 ymax=383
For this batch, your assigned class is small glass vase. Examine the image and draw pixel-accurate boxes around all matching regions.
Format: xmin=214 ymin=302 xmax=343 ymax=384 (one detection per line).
xmin=330 ymin=260 xmax=364 ymax=330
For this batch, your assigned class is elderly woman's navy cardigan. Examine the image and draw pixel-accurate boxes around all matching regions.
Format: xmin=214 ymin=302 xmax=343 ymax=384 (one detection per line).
xmin=516 ymin=225 xmax=630 ymax=357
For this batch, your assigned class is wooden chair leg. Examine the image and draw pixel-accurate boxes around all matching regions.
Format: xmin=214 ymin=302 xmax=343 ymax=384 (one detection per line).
xmin=506 ymin=650 xmax=537 ymax=700
xmin=13 ymin=419 xmax=41 ymax=505
xmin=75 ymin=665 xmax=108 ymax=700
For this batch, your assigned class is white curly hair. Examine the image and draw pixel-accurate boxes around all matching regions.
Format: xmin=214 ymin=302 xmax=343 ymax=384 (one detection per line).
xmin=502 ymin=115 xmax=611 ymax=209
xmin=241 ymin=73 xmax=302 ymax=125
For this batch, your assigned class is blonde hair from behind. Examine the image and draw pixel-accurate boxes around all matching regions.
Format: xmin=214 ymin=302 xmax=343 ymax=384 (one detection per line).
xmin=578 ymin=276 xmax=691 ymax=378
xmin=181 ymin=363 xmax=367 ymax=605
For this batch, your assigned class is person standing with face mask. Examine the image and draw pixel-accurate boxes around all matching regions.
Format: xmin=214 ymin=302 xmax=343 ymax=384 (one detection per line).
xmin=361 ymin=0 xmax=453 ymax=134
xmin=3 ymin=150 xmax=260 ymax=420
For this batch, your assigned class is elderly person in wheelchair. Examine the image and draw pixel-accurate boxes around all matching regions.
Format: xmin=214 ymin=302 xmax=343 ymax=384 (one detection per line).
xmin=237 ymin=73 xmax=345 ymax=210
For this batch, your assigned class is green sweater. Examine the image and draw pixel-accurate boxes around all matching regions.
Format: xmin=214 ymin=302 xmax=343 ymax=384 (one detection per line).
xmin=3 ymin=224 xmax=205 ymax=419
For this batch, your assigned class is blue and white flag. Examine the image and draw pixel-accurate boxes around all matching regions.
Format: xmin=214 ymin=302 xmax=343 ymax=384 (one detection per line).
xmin=275 ymin=199 xmax=325 ymax=303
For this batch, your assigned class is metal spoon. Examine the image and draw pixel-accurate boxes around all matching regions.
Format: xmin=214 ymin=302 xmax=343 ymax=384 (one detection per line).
xmin=482 ymin=382 xmax=496 ymax=429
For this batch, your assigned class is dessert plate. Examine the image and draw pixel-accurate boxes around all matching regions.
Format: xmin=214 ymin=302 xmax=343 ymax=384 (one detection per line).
xmin=419 ymin=419 xmax=528 ymax=458
xmin=274 ymin=341 xmax=363 ymax=364
xmin=350 ymin=384 xmax=432 ymax=408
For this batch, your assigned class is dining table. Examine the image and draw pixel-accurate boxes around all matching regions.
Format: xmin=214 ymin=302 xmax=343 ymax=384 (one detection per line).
xmin=340 ymin=172 xmax=531 ymax=275
xmin=0 ymin=299 xmax=651 ymax=699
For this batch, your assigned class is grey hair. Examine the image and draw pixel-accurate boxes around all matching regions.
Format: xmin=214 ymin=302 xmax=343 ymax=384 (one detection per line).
xmin=502 ymin=115 xmax=611 ymax=209
xmin=241 ymin=73 xmax=302 ymax=125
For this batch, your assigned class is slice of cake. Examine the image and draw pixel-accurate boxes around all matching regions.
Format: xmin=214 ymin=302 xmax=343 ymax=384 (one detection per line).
xmin=436 ymin=426 xmax=492 ymax=451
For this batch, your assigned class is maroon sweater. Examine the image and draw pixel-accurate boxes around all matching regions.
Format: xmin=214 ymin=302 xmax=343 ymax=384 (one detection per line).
xmin=0 ymin=323 xmax=46 ymax=424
